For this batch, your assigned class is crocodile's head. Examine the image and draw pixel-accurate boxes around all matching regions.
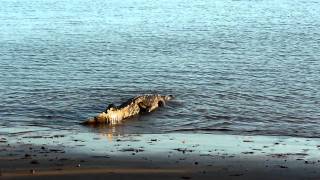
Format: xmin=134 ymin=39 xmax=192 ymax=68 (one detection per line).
xmin=164 ymin=95 xmax=174 ymax=101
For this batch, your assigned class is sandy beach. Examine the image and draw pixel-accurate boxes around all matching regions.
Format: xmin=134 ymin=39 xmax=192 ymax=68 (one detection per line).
xmin=1 ymin=131 xmax=320 ymax=180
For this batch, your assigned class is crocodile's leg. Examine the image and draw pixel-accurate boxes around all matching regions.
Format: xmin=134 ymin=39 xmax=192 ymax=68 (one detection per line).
xmin=138 ymin=102 xmax=151 ymax=113
xmin=147 ymin=104 xmax=159 ymax=112
xmin=147 ymin=99 xmax=166 ymax=112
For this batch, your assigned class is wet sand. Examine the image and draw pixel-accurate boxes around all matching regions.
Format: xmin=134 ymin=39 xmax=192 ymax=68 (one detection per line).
xmin=1 ymin=132 xmax=320 ymax=179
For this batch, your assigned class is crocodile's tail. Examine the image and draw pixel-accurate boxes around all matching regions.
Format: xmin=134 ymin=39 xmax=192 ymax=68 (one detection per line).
xmin=81 ymin=118 xmax=96 ymax=125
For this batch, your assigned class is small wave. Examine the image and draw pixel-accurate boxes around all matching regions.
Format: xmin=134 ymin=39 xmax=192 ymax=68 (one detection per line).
xmin=203 ymin=115 xmax=232 ymax=120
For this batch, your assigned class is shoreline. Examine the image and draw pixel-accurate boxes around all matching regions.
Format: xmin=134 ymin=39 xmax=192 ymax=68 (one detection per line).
xmin=1 ymin=132 xmax=320 ymax=179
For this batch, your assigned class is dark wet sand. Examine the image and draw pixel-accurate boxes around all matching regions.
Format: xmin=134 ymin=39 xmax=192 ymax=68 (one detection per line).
xmin=1 ymin=133 xmax=320 ymax=179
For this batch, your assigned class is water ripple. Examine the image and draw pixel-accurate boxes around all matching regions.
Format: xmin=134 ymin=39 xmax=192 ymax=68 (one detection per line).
xmin=0 ymin=0 xmax=319 ymax=138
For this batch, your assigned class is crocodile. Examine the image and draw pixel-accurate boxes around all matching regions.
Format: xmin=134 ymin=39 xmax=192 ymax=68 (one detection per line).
xmin=82 ymin=94 xmax=173 ymax=125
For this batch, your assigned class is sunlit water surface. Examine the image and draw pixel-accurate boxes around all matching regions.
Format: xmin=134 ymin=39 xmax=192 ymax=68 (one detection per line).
xmin=0 ymin=0 xmax=319 ymax=138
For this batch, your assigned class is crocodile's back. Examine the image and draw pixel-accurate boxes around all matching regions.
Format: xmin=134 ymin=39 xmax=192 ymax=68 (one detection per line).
xmin=118 ymin=94 xmax=160 ymax=108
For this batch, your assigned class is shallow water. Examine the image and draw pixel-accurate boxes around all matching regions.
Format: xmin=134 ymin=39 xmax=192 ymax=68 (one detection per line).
xmin=5 ymin=132 xmax=320 ymax=160
xmin=0 ymin=0 xmax=319 ymax=137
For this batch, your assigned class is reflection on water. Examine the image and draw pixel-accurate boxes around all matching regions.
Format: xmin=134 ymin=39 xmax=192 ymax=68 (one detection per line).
xmin=85 ymin=123 xmax=134 ymax=142
xmin=104 ymin=127 xmax=117 ymax=142
xmin=93 ymin=125 xmax=118 ymax=142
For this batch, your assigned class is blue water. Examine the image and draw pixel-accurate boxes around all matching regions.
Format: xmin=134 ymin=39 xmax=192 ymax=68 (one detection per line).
xmin=0 ymin=0 xmax=319 ymax=138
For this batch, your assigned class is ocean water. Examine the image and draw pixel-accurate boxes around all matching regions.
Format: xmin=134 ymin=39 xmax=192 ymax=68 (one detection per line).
xmin=0 ymin=0 xmax=319 ymax=138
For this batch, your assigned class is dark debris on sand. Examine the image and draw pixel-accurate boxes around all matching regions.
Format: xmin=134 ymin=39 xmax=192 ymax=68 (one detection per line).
xmin=120 ymin=148 xmax=145 ymax=153
xmin=30 ymin=160 xmax=39 ymax=164
xmin=181 ymin=176 xmax=191 ymax=179
xmin=173 ymin=148 xmax=194 ymax=153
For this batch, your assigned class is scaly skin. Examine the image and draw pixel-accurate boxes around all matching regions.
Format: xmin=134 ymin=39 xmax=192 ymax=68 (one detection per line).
xmin=82 ymin=94 xmax=173 ymax=125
